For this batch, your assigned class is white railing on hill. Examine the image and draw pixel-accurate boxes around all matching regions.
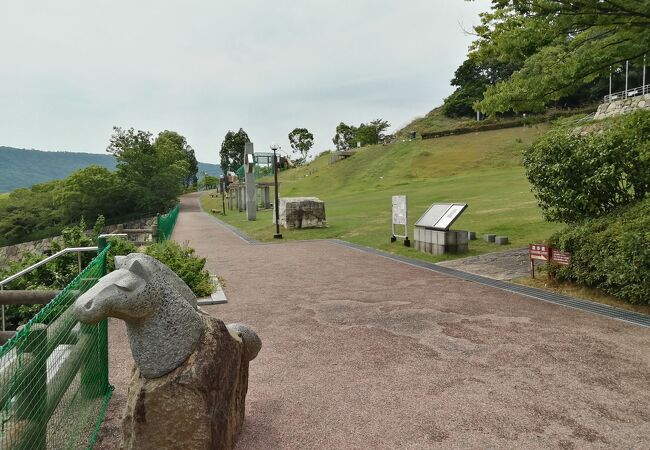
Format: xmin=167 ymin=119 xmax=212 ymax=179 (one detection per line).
xmin=603 ymin=84 xmax=650 ymax=103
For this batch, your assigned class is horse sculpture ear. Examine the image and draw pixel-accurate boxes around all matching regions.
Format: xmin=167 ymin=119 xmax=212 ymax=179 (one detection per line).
xmin=127 ymin=258 xmax=150 ymax=282
xmin=115 ymin=256 xmax=126 ymax=269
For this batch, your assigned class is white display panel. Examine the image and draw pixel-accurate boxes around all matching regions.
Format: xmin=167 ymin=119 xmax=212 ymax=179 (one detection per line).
xmin=415 ymin=203 xmax=467 ymax=231
xmin=392 ymin=195 xmax=407 ymax=225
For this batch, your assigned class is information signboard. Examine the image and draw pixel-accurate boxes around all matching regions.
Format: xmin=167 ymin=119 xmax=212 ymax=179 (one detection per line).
xmin=415 ymin=203 xmax=468 ymax=231
xmin=551 ymin=248 xmax=572 ymax=265
xmin=392 ymin=195 xmax=407 ymax=226
xmin=529 ymin=244 xmax=549 ymax=261
xmin=391 ymin=195 xmax=409 ymax=246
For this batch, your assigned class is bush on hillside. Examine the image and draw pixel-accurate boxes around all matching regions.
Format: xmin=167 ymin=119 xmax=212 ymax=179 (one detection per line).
xmin=548 ymin=198 xmax=650 ymax=304
xmin=523 ymin=110 xmax=650 ymax=224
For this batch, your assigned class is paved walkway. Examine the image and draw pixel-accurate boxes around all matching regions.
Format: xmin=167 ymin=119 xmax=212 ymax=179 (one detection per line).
xmin=97 ymin=192 xmax=650 ymax=449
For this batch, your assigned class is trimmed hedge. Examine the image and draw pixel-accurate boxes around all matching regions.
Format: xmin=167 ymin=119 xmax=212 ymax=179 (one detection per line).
xmin=548 ymin=198 xmax=650 ymax=304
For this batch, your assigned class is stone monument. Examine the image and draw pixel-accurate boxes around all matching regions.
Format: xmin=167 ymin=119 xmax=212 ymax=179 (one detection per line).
xmin=244 ymin=142 xmax=256 ymax=221
xmin=274 ymin=197 xmax=326 ymax=229
xmin=73 ymin=253 xmax=261 ymax=449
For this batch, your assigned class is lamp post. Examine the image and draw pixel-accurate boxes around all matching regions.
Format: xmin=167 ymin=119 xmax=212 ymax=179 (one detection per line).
xmin=270 ymin=143 xmax=283 ymax=239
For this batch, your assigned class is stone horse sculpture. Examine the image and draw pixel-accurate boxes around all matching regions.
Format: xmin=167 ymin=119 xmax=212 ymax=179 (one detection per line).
xmin=73 ymin=253 xmax=261 ymax=449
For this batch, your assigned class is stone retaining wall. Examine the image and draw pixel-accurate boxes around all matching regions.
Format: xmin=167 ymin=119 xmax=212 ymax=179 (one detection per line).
xmin=594 ymin=93 xmax=650 ymax=119
xmin=0 ymin=216 xmax=156 ymax=264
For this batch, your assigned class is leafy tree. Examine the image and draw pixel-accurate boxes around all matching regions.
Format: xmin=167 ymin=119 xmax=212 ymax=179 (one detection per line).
xmin=332 ymin=119 xmax=390 ymax=149
xmin=358 ymin=119 xmax=391 ymax=145
xmin=219 ymin=129 xmax=250 ymax=174
xmin=198 ymin=175 xmax=220 ymax=190
xmin=107 ymin=127 xmax=189 ymax=214
xmin=0 ymin=181 xmax=65 ymax=246
xmin=470 ymin=0 xmax=650 ymax=115
xmin=288 ymin=128 xmax=314 ymax=158
xmin=523 ymin=110 xmax=650 ymax=224
xmin=55 ymin=165 xmax=124 ymax=223
xmin=332 ymin=122 xmax=357 ymax=150
xmin=443 ymin=56 xmax=520 ymax=117
xmin=157 ymin=130 xmax=199 ymax=188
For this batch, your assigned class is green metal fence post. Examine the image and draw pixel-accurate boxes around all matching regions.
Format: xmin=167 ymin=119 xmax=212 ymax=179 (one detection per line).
xmin=80 ymin=323 xmax=100 ymax=399
xmin=97 ymin=236 xmax=108 ymax=252
xmin=16 ymin=323 xmax=47 ymax=450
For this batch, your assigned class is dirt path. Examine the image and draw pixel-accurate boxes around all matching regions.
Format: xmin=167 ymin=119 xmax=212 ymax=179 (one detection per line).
xmin=96 ymin=192 xmax=650 ymax=449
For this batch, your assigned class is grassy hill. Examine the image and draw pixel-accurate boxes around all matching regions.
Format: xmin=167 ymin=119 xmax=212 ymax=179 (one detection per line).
xmin=0 ymin=146 xmax=221 ymax=192
xmin=202 ymin=124 xmax=561 ymax=262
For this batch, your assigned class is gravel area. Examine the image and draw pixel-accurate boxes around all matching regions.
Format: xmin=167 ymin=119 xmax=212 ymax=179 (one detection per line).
xmin=437 ymin=248 xmax=531 ymax=281
xmin=94 ymin=192 xmax=650 ymax=449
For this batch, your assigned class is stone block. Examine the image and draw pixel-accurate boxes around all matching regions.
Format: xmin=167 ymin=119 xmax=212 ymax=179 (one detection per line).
xmin=276 ymin=197 xmax=326 ymax=229
xmin=495 ymin=236 xmax=509 ymax=245
xmin=484 ymin=234 xmax=496 ymax=243
xmin=467 ymin=231 xmax=476 ymax=240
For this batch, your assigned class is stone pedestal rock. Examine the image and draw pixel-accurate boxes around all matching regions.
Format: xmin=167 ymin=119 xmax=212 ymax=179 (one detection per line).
xmin=120 ymin=316 xmax=251 ymax=450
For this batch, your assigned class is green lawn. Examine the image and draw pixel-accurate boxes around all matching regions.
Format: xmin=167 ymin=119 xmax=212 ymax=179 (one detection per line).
xmin=202 ymin=124 xmax=562 ymax=263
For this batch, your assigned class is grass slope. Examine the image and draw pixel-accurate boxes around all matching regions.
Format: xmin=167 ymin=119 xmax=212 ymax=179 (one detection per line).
xmin=204 ymin=124 xmax=560 ymax=263
xmin=0 ymin=146 xmax=221 ymax=192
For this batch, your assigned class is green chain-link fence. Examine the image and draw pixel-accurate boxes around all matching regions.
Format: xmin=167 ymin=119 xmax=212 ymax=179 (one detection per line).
xmin=157 ymin=204 xmax=180 ymax=242
xmin=0 ymin=245 xmax=112 ymax=449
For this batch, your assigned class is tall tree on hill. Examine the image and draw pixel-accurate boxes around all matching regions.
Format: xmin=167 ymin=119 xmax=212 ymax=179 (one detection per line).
xmin=443 ymin=57 xmax=520 ymax=117
xmin=332 ymin=122 xmax=357 ymax=150
xmin=219 ymin=128 xmax=250 ymax=175
xmin=288 ymin=128 xmax=314 ymax=159
xmin=470 ymin=0 xmax=650 ymax=115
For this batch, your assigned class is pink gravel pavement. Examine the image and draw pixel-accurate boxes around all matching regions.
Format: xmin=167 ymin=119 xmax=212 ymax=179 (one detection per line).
xmin=95 ymin=192 xmax=650 ymax=449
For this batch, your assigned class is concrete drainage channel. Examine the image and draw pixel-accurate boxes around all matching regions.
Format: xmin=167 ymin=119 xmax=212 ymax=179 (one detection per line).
xmin=201 ymin=210 xmax=650 ymax=329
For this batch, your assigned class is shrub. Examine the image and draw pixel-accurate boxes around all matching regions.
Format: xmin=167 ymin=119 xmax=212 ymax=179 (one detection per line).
xmin=548 ymin=198 xmax=650 ymax=304
xmin=523 ymin=110 xmax=650 ymax=223
xmin=107 ymin=238 xmax=213 ymax=297
xmin=144 ymin=240 xmax=213 ymax=297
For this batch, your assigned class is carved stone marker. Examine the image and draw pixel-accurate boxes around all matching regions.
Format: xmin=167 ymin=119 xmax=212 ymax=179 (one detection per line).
xmin=244 ymin=142 xmax=257 ymax=221
xmin=73 ymin=253 xmax=261 ymax=449
xmin=274 ymin=197 xmax=326 ymax=229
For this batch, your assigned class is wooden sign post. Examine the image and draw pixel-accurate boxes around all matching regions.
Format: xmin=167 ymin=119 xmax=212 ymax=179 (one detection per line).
xmin=528 ymin=244 xmax=550 ymax=278
xmin=529 ymin=244 xmax=572 ymax=279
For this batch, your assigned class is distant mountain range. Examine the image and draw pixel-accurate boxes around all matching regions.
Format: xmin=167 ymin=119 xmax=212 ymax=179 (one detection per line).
xmin=0 ymin=146 xmax=222 ymax=192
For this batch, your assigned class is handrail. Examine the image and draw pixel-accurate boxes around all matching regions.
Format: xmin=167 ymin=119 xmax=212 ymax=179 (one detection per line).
xmin=603 ymin=84 xmax=649 ymax=103
xmin=0 ymin=247 xmax=98 ymax=287
xmin=0 ymin=246 xmax=98 ymax=331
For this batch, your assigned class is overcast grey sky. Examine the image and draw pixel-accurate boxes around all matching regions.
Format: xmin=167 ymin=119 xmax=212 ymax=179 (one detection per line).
xmin=0 ymin=0 xmax=490 ymax=163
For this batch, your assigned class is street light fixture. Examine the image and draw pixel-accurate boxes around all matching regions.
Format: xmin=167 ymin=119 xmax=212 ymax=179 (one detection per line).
xmin=270 ymin=143 xmax=283 ymax=239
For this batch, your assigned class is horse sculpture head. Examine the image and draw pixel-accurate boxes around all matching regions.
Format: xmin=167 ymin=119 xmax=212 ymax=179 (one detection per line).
xmin=73 ymin=253 xmax=204 ymax=378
